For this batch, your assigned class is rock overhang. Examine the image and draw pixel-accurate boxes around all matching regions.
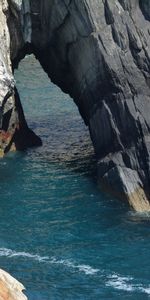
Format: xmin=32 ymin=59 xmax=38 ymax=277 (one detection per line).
xmin=0 ymin=0 xmax=150 ymax=211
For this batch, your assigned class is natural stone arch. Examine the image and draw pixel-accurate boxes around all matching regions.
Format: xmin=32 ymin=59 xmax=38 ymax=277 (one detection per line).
xmin=1 ymin=0 xmax=150 ymax=211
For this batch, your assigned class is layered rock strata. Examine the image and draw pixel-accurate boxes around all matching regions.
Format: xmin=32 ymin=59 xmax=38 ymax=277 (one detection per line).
xmin=0 ymin=0 xmax=150 ymax=211
xmin=0 ymin=269 xmax=27 ymax=300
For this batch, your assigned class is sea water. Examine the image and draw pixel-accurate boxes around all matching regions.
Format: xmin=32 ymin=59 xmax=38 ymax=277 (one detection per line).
xmin=0 ymin=55 xmax=150 ymax=299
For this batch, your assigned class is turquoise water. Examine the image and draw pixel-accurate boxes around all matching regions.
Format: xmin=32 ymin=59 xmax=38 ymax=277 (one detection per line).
xmin=0 ymin=56 xmax=150 ymax=299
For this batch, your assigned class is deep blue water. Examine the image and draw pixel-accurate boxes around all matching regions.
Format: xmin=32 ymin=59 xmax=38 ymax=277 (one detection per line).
xmin=0 ymin=55 xmax=150 ymax=299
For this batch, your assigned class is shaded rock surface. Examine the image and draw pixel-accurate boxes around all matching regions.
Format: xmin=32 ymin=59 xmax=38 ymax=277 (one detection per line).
xmin=0 ymin=0 xmax=150 ymax=211
xmin=0 ymin=0 xmax=41 ymax=155
xmin=0 ymin=269 xmax=27 ymax=300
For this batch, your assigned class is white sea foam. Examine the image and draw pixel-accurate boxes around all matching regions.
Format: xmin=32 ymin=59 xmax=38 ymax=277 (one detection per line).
xmin=140 ymin=287 xmax=150 ymax=295
xmin=49 ymin=257 xmax=99 ymax=275
xmin=1 ymin=247 xmax=150 ymax=292
xmin=0 ymin=248 xmax=99 ymax=275
xmin=106 ymin=273 xmax=150 ymax=295
xmin=77 ymin=264 xmax=99 ymax=275
xmin=127 ymin=211 xmax=150 ymax=221
xmin=0 ymin=248 xmax=49 ymax=262
xmin=106 ymin=274 xmax=135 ymax=292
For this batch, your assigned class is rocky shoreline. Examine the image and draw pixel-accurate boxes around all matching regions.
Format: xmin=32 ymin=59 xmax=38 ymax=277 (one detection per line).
xmin=0 ymin=269 xmax=27 ymax=300
xmin=0 ymin=1 xmax=150 ymax=211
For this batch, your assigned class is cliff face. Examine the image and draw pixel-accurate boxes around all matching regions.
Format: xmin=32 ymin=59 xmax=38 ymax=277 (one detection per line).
xmin=1 ymin=0 xmax=150 ymax=211
xmin=0 ymin=0 xmax=41 ymax=155
xmin=0 ymin=268 xmax=27 ymax=300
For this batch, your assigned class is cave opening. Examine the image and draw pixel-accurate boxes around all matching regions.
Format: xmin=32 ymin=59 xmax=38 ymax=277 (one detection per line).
xmin=14 ymin=54 xmax=94 ymax=168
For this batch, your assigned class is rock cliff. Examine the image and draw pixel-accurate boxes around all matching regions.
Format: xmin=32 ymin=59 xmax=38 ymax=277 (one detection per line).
xmin=0 ymin=269 xmax=27 ymax=300
xmin=0 ymin=0 xmax=150 ymax=211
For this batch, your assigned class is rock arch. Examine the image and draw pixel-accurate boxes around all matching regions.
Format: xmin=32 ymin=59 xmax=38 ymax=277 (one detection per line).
xmin=1 ymin=0 xmax=150 ymax=211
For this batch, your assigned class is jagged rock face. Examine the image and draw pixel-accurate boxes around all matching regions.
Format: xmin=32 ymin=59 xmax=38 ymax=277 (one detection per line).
xmin=1 ymin=0 xmax=150 ymax=211
xmin=0 ymin=0 xmax=41 ymax=156
xmin=0 ymin=0 xmax=16 ymax=156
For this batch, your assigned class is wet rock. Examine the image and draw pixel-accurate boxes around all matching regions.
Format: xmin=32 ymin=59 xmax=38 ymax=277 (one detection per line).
xmin=1 ymin=0 xmax=150 ymax=211
xmin=0 ymin=0 xmax=41 ymax=155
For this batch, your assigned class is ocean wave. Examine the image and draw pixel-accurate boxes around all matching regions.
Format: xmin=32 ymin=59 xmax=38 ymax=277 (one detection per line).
xmin=0 ymin=247 xmax=99 ymax=275
xmin=106 ymin=274 xmax=135 ymax=292
xmin=140 ymin=287 xmax=150 ymax=295
xmin=0 ymin=248 xmax=49 ymax=262
xmin=106 ymin=274 xmax=150 ymax=295
xmin=1 ymin=247 xmax=150 ymax=293
xmin=49 ymin=257 xmax=99 ymax=275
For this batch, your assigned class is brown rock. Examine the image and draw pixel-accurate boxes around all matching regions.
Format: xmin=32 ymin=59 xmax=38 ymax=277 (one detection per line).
xmin=0 ymin=269 xmax=27 ymax=300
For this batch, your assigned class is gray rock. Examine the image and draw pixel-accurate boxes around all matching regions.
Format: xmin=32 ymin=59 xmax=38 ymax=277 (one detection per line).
xmin=0 ymin=0 xmax=150 ymax=211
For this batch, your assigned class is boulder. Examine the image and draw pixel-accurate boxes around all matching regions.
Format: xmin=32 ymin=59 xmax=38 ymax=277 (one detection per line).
xmin=0 ymin=269 xmax=27 ymax=300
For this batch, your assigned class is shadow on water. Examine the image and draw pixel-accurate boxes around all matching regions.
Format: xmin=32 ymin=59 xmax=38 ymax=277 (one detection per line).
xmin=0 ymin=55 xmax=150 ymax=300
xmin=13 ymin=54 xmax=97 ymax=178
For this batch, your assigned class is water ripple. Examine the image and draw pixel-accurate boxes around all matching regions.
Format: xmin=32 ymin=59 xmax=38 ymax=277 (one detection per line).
xmin=0 ymin=247 xmax=150 ymax=295
xmin=0 ymin=248 xmax=99 ymax=275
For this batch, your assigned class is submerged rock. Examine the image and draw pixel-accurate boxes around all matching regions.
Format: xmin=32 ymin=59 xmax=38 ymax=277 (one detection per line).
xmin=0 ymin=269 xmax=27 ymax=300
xmin=0 ymin=0 xmax=150 ymax=211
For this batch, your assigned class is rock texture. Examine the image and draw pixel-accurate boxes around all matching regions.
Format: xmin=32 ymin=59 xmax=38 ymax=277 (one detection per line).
xmin=0 ymin=269 xmax=27 ymax=300
xmin=0 ymin=0 xmax=41 ymax=156
xmin=1 ymin=0 xmax=150 ymax=211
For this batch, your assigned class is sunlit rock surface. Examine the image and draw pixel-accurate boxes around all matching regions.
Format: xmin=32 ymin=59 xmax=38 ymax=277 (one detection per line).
xmin=0 ymin=269 xmax=27 ymax=300
xmin=0 ymin=0 xmax=150 ymax=211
